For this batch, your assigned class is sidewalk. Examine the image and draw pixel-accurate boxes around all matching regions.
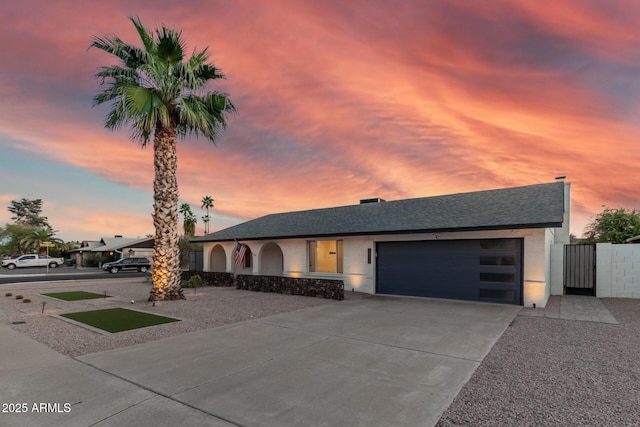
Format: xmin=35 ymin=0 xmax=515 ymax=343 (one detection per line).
xmin=519 ymin=295 xmax=618 ymax=324
xmin=0 ymin=324 xmax=226 ymax=427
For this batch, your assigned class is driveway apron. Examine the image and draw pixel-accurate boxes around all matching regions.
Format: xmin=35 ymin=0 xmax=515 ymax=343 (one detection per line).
xmin=78 ymin=294 xmax=519 ymax=426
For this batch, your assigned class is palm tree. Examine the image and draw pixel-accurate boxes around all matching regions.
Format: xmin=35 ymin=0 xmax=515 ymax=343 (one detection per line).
xmin=90 ymin=17 xmax=235 ymax=301
xmin=201 ymin=195 xmax=214 ymax=234
xmin=20 ymin=226 xmax=63 ymax=253
xmin=179 ymin=203 xmax=197 ymax=237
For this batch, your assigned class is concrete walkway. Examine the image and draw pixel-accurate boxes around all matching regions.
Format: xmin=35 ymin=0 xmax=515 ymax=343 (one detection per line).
xmin=0 ymin=294 xmax=519 ymax=427
xmin=519 ymin=295 xmax=618 ymax=324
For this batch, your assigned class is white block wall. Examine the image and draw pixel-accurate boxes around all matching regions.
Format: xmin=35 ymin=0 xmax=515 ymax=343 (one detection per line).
xmin=597 ymin=243 xmax=640 ymax=298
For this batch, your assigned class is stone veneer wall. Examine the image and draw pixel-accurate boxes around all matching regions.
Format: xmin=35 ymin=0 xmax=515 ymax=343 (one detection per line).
xmin=180 ymin=271 xmax=235 ymax=286
xmin=236 ymin=274 xmax=344 ymax=301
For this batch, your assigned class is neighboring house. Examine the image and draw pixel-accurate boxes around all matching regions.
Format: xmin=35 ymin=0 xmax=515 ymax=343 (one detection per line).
xmin=69 ymin=236 xmax=154 ymax=267
xmin=628 ymin=235 xmax=640 ymax=244
xmin=192 ymin=182 xmax=571 ymax=307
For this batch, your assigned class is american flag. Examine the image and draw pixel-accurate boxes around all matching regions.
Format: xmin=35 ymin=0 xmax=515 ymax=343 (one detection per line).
xmin=235 ymin=242 xmax=247 ymax=265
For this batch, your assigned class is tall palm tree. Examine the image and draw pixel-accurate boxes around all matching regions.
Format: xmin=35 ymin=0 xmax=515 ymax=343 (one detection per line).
xmin=91 ymin=17 xmax=235 ymax=301
xmin=179 ymin=203 xmax=197 ymax=237
xmin=201 ymin=195 xmax=214 ymax=234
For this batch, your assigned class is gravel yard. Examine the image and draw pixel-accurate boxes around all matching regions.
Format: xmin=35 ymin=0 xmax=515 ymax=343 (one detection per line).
xmin=0 ymin=278 xmax=335 ymax=357
xmin=437 ymin=298 xmax=640 ymax=427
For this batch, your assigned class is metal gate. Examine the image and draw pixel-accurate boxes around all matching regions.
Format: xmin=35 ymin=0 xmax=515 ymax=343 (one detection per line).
xmin=189 ymin=249 xmax=203 ymax=271
xmin=563 ymin=244 xmax=596 ymax=295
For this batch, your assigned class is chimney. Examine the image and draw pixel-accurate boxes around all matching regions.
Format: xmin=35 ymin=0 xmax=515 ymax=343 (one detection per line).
xmin=360 ymin=198 xmax=386 ymax=204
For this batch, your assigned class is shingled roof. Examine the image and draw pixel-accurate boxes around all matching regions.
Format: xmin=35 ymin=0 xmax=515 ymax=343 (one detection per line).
xmin=192 ymin=182 xmax=566 ymax=243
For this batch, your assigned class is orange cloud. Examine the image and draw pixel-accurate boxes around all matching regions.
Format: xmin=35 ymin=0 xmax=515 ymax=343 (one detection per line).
xmin=1 ymin=0 xmax=639 ymax=240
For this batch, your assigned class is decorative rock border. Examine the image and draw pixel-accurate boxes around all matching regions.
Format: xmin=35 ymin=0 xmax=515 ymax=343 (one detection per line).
xmin=235 ymin=274 xmax=344 ymax=301
xmin=180 ymin=271 xmax=234 ymax=287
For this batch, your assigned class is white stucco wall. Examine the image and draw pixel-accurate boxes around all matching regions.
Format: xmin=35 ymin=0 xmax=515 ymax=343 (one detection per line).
xmin=596 ymin=243 xmax=640 ymax=298
xmin=201 ymin=228 xmax=553 ymax=307
xmin=549 ymin=243 xmax=565 ymax=295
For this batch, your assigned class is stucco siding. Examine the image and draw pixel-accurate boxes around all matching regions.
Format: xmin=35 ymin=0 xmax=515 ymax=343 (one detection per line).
xmin=202 ymin=228 xmax=551 ymax=306
xmin=597 ymin=243 xmax=640 ymax=298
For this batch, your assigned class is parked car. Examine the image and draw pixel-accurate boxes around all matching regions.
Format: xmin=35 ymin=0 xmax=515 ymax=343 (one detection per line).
xmin=1 ymin=254 xmax=65 ymax=270
xmin=102 ymin=257 xmax=151 ymax=274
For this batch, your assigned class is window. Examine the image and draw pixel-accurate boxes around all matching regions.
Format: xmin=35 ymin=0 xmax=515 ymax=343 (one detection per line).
xmin=243 ymin=247 xmax=252 ymax=269
xmin=480 ymin=256 xmax=515 ymax=266
xmin=308 ymin=240 xmax=343 ymax=273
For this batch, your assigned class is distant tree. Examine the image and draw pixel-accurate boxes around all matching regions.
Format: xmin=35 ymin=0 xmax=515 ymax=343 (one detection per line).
xmin=179 ymin=203 xmax=197 ymax=237
xmin=0 ymin=223 xmax=34 ymax=256
xmin=201 ymin=195 xmax=214 ymax=234
xmin=90 ymin=17 xmax=235 ymax=301
xmin=583 ymin=207 xmax=640 ymax=244
xmin=8 ymin=198 xmax=49 ymax=227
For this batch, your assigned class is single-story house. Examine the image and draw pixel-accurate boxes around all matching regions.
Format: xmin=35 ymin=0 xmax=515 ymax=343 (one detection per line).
xmin=68 ymin=236 xmax=154 ymax=267
xmin=192 ymin=181 xmax=571 ymax=307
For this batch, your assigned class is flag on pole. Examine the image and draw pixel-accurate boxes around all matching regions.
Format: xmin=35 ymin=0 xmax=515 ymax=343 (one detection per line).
xmin=235 ymin=242 xmax=247 ymax=265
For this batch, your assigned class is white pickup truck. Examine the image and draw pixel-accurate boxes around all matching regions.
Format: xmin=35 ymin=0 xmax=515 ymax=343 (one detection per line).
xmin=1 ymin=254 xmax=65 ymax=270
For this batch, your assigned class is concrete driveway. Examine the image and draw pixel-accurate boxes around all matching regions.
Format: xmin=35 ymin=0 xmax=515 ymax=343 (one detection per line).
xmin=1 ymin=294 xmax=519 ymax=426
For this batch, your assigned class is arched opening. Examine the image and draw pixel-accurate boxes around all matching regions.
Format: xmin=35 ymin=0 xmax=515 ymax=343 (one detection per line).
xmin=209 ymin=244 xmax=226 ymax=272
xmin=260 ymin=242 xmax=284 ymax=276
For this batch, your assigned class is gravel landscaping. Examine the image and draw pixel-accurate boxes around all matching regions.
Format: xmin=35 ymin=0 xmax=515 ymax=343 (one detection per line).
xmin=0 ymin=278 xmax=335 ymax=357
xmin=437 ymin=298 xmax=640 ymax=427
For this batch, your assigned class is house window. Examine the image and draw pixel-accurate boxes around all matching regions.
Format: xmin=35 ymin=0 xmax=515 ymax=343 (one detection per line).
xmin=308 ymin=240 xmax=343 ymax=273
xmin=243 ymin=247 xmax=252 ymax=269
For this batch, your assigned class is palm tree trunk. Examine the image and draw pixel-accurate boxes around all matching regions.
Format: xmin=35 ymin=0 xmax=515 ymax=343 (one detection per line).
xmin=149 ymin=125 xmax=184 ymax=301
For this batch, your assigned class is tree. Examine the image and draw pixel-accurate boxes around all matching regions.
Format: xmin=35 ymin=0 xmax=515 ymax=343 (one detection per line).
xmin=0 ymin=223 xmax=34 ymax=256
xmin=90 ymin=17 xmax=235 ymax=301
xmin=179 ymin=203 xmax=197 ymax=237
xmin=201 ymin=195 xmax=214 ymax=234
xmin=19 ymin=226 xmax=63 ymax=253
xmin=583 ymin=207 xmax=640 ymax=244
xmin=8 ymin=198 xmax=49 ymax=227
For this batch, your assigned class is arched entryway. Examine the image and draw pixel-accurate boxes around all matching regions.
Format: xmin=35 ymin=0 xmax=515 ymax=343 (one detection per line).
xmin=260 ymin=242 xmax=284 ymax=276
xmin=209 ymin=244 xmax=226 ymax=272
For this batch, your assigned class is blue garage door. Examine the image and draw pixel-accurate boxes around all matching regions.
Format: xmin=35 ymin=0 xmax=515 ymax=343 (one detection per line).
xmin=376 ymin=239 xmax=523 ymax=305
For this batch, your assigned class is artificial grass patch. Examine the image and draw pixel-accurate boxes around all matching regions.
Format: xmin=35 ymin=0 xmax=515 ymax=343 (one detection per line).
xmin=43 ymin=291 xmax=111 ymax=301
xmin=60 ymin=308 xmax=179 ymax=333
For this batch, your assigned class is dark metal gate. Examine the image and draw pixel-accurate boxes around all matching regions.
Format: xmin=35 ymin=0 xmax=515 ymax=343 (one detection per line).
xmin=563 ymin=244 xmax=596 ymax=295
xmin=189 ymin=249 xmax=203 ymax=271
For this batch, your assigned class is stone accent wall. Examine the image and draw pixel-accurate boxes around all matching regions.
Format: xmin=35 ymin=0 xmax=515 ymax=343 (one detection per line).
xmin=236 ymin=275 xmax=344 ymax=301
xmin=180 ymin=271 xmax=234 ymax=287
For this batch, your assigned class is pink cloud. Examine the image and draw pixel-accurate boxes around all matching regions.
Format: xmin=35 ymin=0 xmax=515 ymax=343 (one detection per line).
xmin=1 ymin=0 xmax=639 ymax=240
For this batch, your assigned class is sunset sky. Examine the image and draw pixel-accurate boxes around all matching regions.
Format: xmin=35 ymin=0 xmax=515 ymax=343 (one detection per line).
xmin=1 ymin=0 xmax=639 ymax=242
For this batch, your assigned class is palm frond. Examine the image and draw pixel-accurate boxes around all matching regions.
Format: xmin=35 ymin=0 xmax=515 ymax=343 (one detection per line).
xmin=90 ymin=18 xmax=235 ymax=146
xmin=130 ymin=16 xmax=155 ymax=53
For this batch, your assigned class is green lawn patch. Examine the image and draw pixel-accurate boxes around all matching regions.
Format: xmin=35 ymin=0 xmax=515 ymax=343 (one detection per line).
xmin=43 ymin=291 xmax=111 ymax=301
xmin=60 ymin=308 xmax=179 ymax=333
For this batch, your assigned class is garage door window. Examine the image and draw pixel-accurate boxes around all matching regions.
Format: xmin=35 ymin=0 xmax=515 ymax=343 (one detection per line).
xmin=308 ymin=240 xmax=343 ymax=273
xmin=480 ymin=256 xmax=515 ymax=265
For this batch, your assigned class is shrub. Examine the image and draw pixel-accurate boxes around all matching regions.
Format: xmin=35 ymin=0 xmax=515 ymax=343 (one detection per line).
xmin=183 ymin=274 xmax=205 ymax=288
xmin=23 ymin=298 xmax=31 ymax=303
xmin=5 ymin=292 xmax=12 ymax=297
xmin=15 ymin=295 xmax=23 ymax=300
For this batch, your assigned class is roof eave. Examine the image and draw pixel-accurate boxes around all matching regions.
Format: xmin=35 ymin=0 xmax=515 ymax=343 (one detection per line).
xmin=192 ymin=221 xmax=564 ymax=243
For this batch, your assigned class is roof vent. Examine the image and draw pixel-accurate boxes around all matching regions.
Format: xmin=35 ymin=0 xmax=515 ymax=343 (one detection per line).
xmin=360 ymin=198 xmax=386 ymax=204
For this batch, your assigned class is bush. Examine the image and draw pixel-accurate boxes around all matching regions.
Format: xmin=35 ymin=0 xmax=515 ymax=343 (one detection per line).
xmin=15 ymin=295 xmax=23 ymax=300
xmin=5 ymin=292 xmax=12 ymax=297
xmin=23 ymin=298 xmax=31 ymax=303
xmin=183 ymin=274 xmax=205 ymax=288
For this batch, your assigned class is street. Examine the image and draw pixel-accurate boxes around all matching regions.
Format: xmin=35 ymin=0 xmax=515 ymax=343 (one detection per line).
xmin=0 ymin=267 xmax=148 ymax=285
